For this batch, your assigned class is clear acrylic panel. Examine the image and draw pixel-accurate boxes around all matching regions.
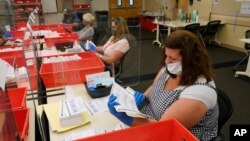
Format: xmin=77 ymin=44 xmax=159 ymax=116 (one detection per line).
xmin=94 ymin=9 xmax=141 ymax=86
xmin=0 ymin=58 xmax=19 ymax=141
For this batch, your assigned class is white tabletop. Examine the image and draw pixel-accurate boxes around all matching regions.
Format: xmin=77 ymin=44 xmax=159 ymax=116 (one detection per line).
xmin=139 ymin=12 xmax=164 ymax=17
xmin=154 ymin=20 xmax=209 ymax=28
xmin=240 ymin=38 xmax=250 ymax=44
xmin=35 ymin=84 xmax=120 ymax=141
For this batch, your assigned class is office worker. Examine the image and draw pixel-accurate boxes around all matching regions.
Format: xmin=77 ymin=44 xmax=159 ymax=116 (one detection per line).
xmin=77 ymin=13 xmax=95 ymax=46
xmin=95 ymin=17 xmax=130 ymax=74
xmin=0 ymin=36 xmax=6 ymax=46
xmin=0 ymin=28 xmax=10 ymax=46
xmin=62 ymin=9 xmax=83 ymax=32
xmin=108 ymin=30 xmax=219 ymax=140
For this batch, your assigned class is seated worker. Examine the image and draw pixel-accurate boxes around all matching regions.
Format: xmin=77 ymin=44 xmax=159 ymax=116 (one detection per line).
xmin=77 ymin=13 xmax=95 ymax=46
xmin=0 ymin=27 xmax=11 ymax=46
xmin=62 ymin=9 xmax=83 ymax=32
xmin=0 ymin=36 xmax=6 ymax=46
xmin=95 ymin=17 xmax=130 ymax=75
xmin=108 ymin=30 xmax=219 ymax=140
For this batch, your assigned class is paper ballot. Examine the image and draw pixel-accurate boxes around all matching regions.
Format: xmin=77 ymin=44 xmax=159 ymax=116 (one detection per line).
xmin=0 ymin=59 xmax=8 ymax=90
xmin=59 ymin=98 xmax=84 ymax=127
xmin=111 ymin=82 xmax=149 ymax=118
xmin=43 ymin=97 xmax=91 ymax=132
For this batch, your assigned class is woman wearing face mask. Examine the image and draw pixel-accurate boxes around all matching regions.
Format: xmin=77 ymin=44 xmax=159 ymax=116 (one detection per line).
xmin=77 ymin=13 xmax=95 ymax=46
xmin=95 ymin=17 xmax=130 ymax=74
xmin=107 ymin=30 xmax=219 ymax=141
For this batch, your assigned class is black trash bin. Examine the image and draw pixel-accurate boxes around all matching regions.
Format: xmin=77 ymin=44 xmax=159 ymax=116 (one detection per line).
xmin=95 ymin=11 xmax=109 ymax=31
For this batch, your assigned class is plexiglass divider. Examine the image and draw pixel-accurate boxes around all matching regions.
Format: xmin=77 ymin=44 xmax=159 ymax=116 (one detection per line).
xmin=0 ymin=57 xmax=20 ymax=141
xmin=117 ymin=24 xmax=141 ymax=86
xmin=0 ymin=88 xmax=20 ymax=141
xmin=17 ymin=7 xmax=50 ymax=141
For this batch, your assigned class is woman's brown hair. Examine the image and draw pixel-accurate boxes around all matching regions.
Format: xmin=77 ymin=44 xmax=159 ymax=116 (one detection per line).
xmin=111 ymin=17 xmax=129 ymax=42
xmin=162 ymin=30 xmax=214 ymax=86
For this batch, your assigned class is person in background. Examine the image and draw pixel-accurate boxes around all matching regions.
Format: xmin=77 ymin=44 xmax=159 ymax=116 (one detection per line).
xmin=77 ymin=13 xmax=95 ymax=46
xmin=0 ymin=36 xmax=5 ymax=46
xmin=108 ymin=30 xmax=219 ymax=140
xmin=0 ymin=27 xmax=11 ymax=46
xmin=62 ymin=9 xmax=83 ymax=32
xmin=95 ymin=17 xmax=130 ymax=75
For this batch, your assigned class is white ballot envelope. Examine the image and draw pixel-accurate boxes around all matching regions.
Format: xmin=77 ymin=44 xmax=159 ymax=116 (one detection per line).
xmin=110 ymin=82 xmax=149 ymax=118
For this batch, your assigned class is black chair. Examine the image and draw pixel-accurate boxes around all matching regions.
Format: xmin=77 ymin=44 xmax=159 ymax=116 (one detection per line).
xmin=212 ymin=88 xmax=234 ymax=141
xmin=201 ymin=20 xmax=221 ymax=46
xmin=113 ymin=51 xmax=128 ymax=85
xmin=92 ymin=28 xmax=100 ymax=45
xmin=185 ymin=23 xmax=206 ymax=47
xmin=185 ymin=23 xmax=200 ymax=35
xmin=233 ymin=30 xmax=250 ymax=72
xmin=113 ymin=33 xmax=140 ymax=86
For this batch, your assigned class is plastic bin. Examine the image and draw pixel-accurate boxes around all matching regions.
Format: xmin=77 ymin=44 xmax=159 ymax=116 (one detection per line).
xmin=14 ymin=0 xmax=24 ymax=3
xmin=24 ymin=5 xmax=37 ymax=11
xmin=10 ymin=30 xmax=25 ymax=39
xmin=73 ymin=4 xmax=91 ymax=9
xmin=0 ymin=46 xmax=25 ymax=67
xmin=44 ymin=36 xmax=78 ymax=47
xmin=13 ymin=108 xmax=30 ymax=141
xmin=41 ymin=51 xmax=96 ymax=59
xmin=27 ymin=64 xmax=38 ymax=90
xmin=7 ymin=87 xmax=27 ymax=110
xmin=140 ymin=17 xmax=157 ymax=32
xmin=23 ymin=0 xmax=40 ymax=3
xmin=32 ymin=24 xmax=73 ymax=33
xmin=75 ymin=119 xmax=198 ymax=141
xmin=15 ymin=21 xmax=27 ymax=29
xmin=39 ymin=52 xmax=105 ymax=88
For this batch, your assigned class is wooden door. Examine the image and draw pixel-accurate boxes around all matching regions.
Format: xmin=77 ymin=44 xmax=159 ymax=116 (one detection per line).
xmin=109 ymin=0 xmax=142 ymax=19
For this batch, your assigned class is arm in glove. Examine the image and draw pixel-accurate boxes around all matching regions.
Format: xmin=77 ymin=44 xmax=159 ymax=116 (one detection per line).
xmin=3 ymin=31 xmax=13 ymax=38
xmin=134 ymin=91 xmax=146 ymax=106
xmin=107 ymin=94 xmax=133 ymax=126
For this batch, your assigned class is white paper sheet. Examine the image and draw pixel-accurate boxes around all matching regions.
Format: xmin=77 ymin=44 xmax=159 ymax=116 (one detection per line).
xmin=84 ymin=97 xmax=109 ymax=115
xmin=111 ymin=82 xmax=149 ymax=118
xmin=62 ymin=123 xmax=126 ymax=141
xmin=0 ymin=59 xmax=8 ymax=90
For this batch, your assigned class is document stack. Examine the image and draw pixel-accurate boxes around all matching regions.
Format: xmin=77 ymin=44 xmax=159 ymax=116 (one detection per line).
xmin=59 ymin=97 xmax=86 ymax=127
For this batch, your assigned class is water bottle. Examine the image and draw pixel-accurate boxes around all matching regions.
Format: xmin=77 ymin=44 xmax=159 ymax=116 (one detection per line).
xmin=195 ymin=11 xmax=199 ymax=23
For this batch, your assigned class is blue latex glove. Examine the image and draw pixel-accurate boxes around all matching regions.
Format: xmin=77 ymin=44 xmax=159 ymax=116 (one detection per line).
xmin=82 ymin=43 xmax=87 ymax=50
xmin=3 ymin=31 xmax=13 ymax=38
xmin=134 ymin=91 xmax=146 ymax=106
xmin=107 ymin=94 xmax=133 ymax=126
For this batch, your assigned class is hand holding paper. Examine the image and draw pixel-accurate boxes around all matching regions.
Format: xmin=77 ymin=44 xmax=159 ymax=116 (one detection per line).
xmin=109 ymin=82 xmax=150 ymax=119
xmin=83 ymin=40 xmax=96 ymax=51
xmin=107 ymin=94 xmax=133 ymax=126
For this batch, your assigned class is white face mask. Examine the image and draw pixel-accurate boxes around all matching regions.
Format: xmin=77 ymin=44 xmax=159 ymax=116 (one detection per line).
xmin=166 ymin=61 xmax=182 ymax=75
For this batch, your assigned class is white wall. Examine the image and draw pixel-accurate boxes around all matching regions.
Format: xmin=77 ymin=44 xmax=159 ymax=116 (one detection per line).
xmin=90 ymin=0 xmax=109 ymax=12
xmin=41 ymin=0 xmax=57 ymax=13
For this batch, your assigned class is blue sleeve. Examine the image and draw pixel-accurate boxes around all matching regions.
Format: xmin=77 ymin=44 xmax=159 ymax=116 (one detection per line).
xmin=73 ymin=13 xmax=81 ymax=23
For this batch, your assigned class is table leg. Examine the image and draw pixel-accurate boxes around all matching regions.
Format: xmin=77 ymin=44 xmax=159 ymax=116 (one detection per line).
xmin=152 ymin=24 xmax=162 ymax=47
xmin=235 ymin=54 xmax=250 ymax=78
xmin=214 ymin=32 xmax=221 ymax=45
xmin=168 ymin=27 xmax=171 ymax=37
